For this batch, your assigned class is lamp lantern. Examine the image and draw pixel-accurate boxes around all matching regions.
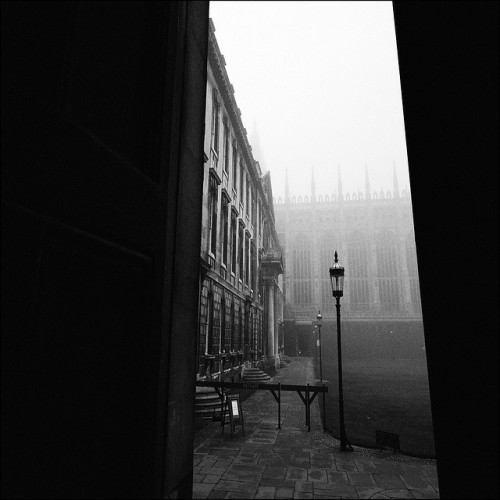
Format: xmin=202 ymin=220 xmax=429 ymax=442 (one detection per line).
xmin=329 ymin=251 xmax=344 ymax=298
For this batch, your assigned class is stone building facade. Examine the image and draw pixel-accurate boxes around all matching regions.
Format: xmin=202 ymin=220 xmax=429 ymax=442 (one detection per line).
xmin=274 ymin=167 xmax=423 ymax=355
xmin=197 ymin=20 xmax=284 ymax=380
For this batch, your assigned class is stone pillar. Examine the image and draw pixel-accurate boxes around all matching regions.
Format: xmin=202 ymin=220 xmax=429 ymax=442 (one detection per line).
xmin=267 ymin=281 xmax=275 ymax=358
xmin=274 ymin=287 xmax=279 ymax=357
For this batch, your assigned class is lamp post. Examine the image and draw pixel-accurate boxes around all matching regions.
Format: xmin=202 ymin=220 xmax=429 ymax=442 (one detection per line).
xmin=329 ymin=250 xmax=352 ymax=452
xmin=317 ymin=311 xmax=326 ymax=432
xmin=317 ymin=312 xmax=323 ymax=383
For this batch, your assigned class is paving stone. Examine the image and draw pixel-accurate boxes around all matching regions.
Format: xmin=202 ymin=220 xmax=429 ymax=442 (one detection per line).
xmin=213 ymin=480 xmax=258 ymax=496
xmin=327 ymin=471 xmax=349 ymax=484
xmin=232 ymin=456 xmax=260 ymax=465
xmin=347 ymin=472 xmax=377 ymax=486
xmin=193 ymin=482 xmax=215 ymax=497
xmin=193 ymin=473 xmax=205 ymax=483
xmin=262 ymin=466 xmax=287 ymax=480
xmin=409 ymin=490 xmax=440 ymax=499
xmin=381 ymin=489 xmax=415 ymax=498
xmin=292 ymin=457 xmax=311 ymax=467
xmin=258 ymin=457 xmax=274 ymax=466
xmin=224 ymin=492 xmax=251 ymax=499
xmin=354 ymin=460 xmax=378 ymax=472
xmin=373 ymin=473 xmax=407 ymax=490
xmin=312 ymin=483 xmax=358 ymax=497
xmin=221 ymin=469 xmax=261 ymax=483
xmin=286 ymin=467 xmax=308 ymax=481
xmin=215 ymin=459 xmax=234 ymax=468
xmin=276 ymin=486 xmax=294 ymax=498
xmin=399 ymin=474 xmax=436 ymax=491
xmin=334 ymin=461 xmax=359 ymax=472
xmin=203 ymin=474 xmax=222 ymax=484
xmin=259 ymin=478 xmax=296 ymax=488
xmin=421 ymin=469 xmax=438 ymax=478
xmin=201 ymin=467 xmax=227 ymax=476
xmin=207 ymin=491 xmax=226 ymax=499
xmin=355 ymin=486 xmax=385 ymax=499
xmin=372 ymin=463 xmax=404 ymax=475
xmin=294 ymin=481 xmax=313 ymax=493
xmin=307 ymin=468 xmax=328 ymax=482
xmin=311 ymin=459 xmax=332 ymax=468
xmin=254 ymin=486 xmax=276 ymax=499
xmin=228 ymin=464 xmax=265 ymax=474
xmin=192 ymin=492 xmax=207 ymax=499
xmin=423 ymin=476 xmax=439 ymax=491
xmin=293 ymin=492 xmax=312 ymax=499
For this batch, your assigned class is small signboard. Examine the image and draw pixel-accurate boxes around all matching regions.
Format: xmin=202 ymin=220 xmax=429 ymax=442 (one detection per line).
xmin=376 ymin=430 xmax=400 ymax=453
xmin=223 ymin=393 xmax=244 ymax=437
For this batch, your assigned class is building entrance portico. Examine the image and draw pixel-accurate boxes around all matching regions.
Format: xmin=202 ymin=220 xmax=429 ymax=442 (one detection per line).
xmin=261 ymin=247 xmax=284 ymax=371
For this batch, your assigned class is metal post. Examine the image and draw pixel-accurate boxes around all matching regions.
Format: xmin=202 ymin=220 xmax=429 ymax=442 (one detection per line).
xmin=336 ymin=296 xmax=349 ymax=451
xmin=322 ymin=384 xmax=326 ymax=432
xmin=306 ymin=383 xmax=310 ymax=432
xmin=278 ymin=382 xmax=281 ymax=429
xmin=318 ymin=322 xmax=323 ymax=383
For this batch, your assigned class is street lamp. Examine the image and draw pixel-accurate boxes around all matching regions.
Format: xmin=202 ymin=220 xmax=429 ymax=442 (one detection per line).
xmin=329 ymin=250 xmax=352 ymax=452
xmin=317 ymin=311 xmax=326 ymax=432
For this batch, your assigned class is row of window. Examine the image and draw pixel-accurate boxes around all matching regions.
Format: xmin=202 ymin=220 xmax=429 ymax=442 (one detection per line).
xmin=291 ymin=235 xmax=420 ymax=308
xmin=199 ymin=280 xmax=264 ymax=359
xmin=210 ymin=88 xmax=259 ymax=227
xmin=208 ymin=182 xmax=257 ymax=290
xmin=208 ymin=87 xmax=277 ymax=291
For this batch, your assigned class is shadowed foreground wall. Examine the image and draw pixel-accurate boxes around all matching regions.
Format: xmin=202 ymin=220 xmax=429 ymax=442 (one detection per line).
xmin=393 ymin=3 xmax=498 ymax=499
xmin=1 ymin=1 xmax=209 ymax=498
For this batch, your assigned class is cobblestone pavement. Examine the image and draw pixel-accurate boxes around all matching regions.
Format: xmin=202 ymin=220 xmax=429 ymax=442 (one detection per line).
xmin=192 ymin=357 xmax=439 ymax=499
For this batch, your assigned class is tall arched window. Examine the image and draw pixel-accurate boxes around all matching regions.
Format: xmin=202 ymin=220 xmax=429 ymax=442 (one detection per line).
xmin=230 ymin=301 xmax=235 ymax=351
xmin=207 ymin=290 xmax=214 ymax=354
xmin=406 ymin=232 xmax=421 ymax=307
xmin=292 ymin=233 xmax=313 ymax=307
xmin=319 ymin=233 xmax=337 ymax=309
xmin=347 ymin=232 xmax=370 ymax=311
xmin=376 ymin=231 xmax=400 ymax=312
xmin=220 ymin=294 xmax=226 ymax=353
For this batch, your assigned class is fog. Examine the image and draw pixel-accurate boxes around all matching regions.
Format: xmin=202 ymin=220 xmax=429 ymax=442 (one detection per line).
xmin=209 ymin=1 xmax=411 ymax=200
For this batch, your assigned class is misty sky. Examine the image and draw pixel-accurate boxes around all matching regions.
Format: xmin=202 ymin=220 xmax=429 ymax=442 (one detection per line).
xmin=209 ymin=1 xmax=411 ymax=201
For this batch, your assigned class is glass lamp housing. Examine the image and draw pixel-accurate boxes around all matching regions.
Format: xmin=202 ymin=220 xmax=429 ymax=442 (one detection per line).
xmin=329 ymin=251 xmax=345 ymax=298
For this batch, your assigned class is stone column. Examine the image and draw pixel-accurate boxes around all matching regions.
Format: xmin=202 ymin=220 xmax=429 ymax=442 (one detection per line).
xmin=274 ymin=286 xmax=279 ymax=358
xmin=267 ymin=280 xmax=275 ymax=358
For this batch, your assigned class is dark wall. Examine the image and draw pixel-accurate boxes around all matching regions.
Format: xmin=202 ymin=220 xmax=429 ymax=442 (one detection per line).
xmin=1 ymin=1 xmax=209 ymax=498
xmin=393 ymin=3 xmax=498 ymax=499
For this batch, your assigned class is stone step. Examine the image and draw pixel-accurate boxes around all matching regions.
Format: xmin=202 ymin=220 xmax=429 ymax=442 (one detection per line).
xmin=195 ymin=387 xmax=221 ymax=419
xmin=241 ymin=366 xmax=272 ymax=383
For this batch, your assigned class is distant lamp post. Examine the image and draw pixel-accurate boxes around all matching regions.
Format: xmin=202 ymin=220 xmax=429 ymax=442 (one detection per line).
xmin=329 ymin=250 xmax=352 ymax=452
